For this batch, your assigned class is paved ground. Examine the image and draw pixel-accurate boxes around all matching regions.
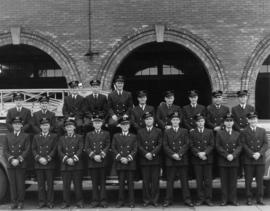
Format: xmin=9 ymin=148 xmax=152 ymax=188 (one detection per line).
xmin=0 ymin=184 xmax=270 ymax=210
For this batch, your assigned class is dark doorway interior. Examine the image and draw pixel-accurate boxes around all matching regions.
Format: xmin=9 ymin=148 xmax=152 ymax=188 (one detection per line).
xmin=114 ymin=42 xmax=212 ymax=107
xmin=0 ymin=44 xmax=67 ymax=89
xmin=256 ymin=57 xmax=270 ymax=119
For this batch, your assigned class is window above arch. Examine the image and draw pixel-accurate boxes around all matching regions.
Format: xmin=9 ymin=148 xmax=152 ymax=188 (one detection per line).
xmin=135 ymin=65 xmax=184 ymax=76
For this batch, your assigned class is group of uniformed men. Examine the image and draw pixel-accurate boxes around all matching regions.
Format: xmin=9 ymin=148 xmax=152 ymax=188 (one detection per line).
xmin=3 ymin=75 xmax=268 ymax=209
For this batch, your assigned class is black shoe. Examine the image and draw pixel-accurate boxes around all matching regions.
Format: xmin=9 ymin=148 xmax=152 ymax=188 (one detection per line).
xmin=184 ymin=200 xmax=194 ymax=207
xmin=143 ymin=201 xmax=150 ymax=207
xmin=116 ymin=202 xmax=124 ymax=208
xmin=47 ymin=204 xmax=54 ymax=209
xmin=246 ymin=200 xmax=253 ymax=206
xmin=17 ymin=203 xmax=24 ymax=209
xmin=152 ymin=202 xmax=159 ymax=207
xmin=61 ymin=203 xmax=69 ymax=209
xmin=100 ymin=202 xmax=108 ymax=208
xmin=231 ymin=201 xmax=239 ymax=206
xmin=129 ymin=203 xmax=135 ymax=208
xmin=37 ymin=203 xmax=46 ymax=209
xmin=257 ymin=200 xmax=265 ymax=205
xmin=220 ymin=201 xmax=227 ymax=206
xmin=76 ymin=202 xmax=84 ymax=208
xmin=90 ymin=202 xmax=99 ymax=208
xmin=10 ymin=204 xmax=17 ymax=209
xmin=163 ymin=201 xmax=171 ymax=207
xmin=205 ymin=200 xmax=214 ymax=206
xmin=196 ymin=200 xmax=203 ymax=206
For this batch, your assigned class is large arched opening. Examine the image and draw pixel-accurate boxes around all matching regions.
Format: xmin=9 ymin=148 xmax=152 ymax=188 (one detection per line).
xmin=114 ymin=41 xmax=212 ymax=107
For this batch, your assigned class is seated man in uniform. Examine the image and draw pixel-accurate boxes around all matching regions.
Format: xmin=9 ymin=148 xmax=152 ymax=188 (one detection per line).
xmin=112 ymin=115 xmax=137 ymax=208
xmin=62 ymin=80 xmax=84 ymax=134
xmin=84 ymin=79 xmax=108 ymax=132
xmin=131 ymin=90 xmax=155 ymax=133
xmin=108 ymin=75 xmax=133 ymax=135
xmin=182 ymin=90 xmax=206 ymax=132
xmin=32 ymin=117 xmax=58 ymax=209
xmin=32 ymin=95 xmax=56 ymax=134
xmin=232 ymin=90 xmax=255 ymax=131
xmin=6 ymin=93 xmax=32 ymax=133
xmin=156 ymin=90 xmax=182 ymax=130
xmin=206 ymin=91 xmax=229 ymax=131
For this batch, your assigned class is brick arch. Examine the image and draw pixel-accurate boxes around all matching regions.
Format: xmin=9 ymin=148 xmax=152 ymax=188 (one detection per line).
xmin=242 ymin=35 xmax=270 ymax=104
xmin=0 ymin=29 xmax=81 ymax=82
xmin=99 ymin=26 xmax=226 ymax=91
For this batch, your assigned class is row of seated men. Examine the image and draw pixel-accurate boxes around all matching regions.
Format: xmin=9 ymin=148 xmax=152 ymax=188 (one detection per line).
xmin=6 ymin=75 xmax=254 ymax=137
xmin=3 ymin=107 xmax=268 ymax=209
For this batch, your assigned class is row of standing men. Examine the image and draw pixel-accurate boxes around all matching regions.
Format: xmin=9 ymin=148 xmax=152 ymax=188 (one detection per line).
xmin=3 ymin=75 xmax=268 ymax=209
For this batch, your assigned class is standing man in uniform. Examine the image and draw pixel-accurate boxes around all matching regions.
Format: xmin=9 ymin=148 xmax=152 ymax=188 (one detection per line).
xmin=241 ymin=112 xmax=268 ymax=205
xmin=183 ymin=90 xmax=206 ymax=132
xmin=206 ymin=91 xmax=229 ymax=132
xmin=32 ymin=117 xmax=58 ymax=208
xmin=108 ymin=75 xmax=133 ymax=134
xmin=190 ymin=114 xmax=214 ymax=206
xmin=163 ymin=112 xmax=194 ymax=207
xmin=84 ymin=113 xmax=110 ymax=208
xmin=156 ymin=90 xmax=182 ymax=130
xmin=84 ymin=79 xmax=108 ymax=132
xmin=216 ymin=114 xmax=242 ymax=206
xmin=32 ymin=95 xmax=56 ymax=134
xmin=3 ymin=117 xmax=30 ymax=209
xmin=131 ymin=90 xmax=155 ymax=132
xmin=6 ymin=93 xmax=32 ymax=133
xmin=58 ymin=118 xmax=84 ymax=209
xmin=62 ymin=80 xmax=84 ymax=134
xmin=137 ymin=111 xmax=162 ymax=207
xmin=112 ymin=115 xmax=137 ymax=208
xmin=232 ymin=90 xmax=255 ymax=131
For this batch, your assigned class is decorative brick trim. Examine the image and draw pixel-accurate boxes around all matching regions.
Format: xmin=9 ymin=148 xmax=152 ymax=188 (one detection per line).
xmin=0 ymin=28 xmax=80 ymax=83
xmin=98 ymin=25 xmax=226 ymax=92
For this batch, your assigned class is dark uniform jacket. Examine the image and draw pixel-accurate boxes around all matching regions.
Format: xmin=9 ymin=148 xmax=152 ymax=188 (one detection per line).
xmin=84 ymin=94 xmax=108 ymax=119
xmin=240 ymin=126 xmax=268 ymax=165
xmin=206 ymin=104 xmax=230 ymax=129
xmin=3 ymin=132 xmax=30 ymax=169
xmin=156 ymin=102 xmax=182 ymax=129
xmin=190 ymin=128 xmax=214 ymax=165
xmin=32 ymin=133 xmax=58 ymax=169
xmin=137 ymin=127 xmax=162 ymax=165
xmin=131 ymin=105 xmax=155 ymax=130
xmin=216 ymin=130 xmax=242 ymax=167
xmin=84 ymin=130 xmax=110 ymax=168
xmin=182 ymin=104 xmax=206 ymax=130
xmin=58 ymin=134 xmax=84 ymax=171
xmin=62 ymin=95 xmax=84 ymax=119
xmin=6 ymin=107 xmax=32 ymax=132
xmin=163 ymin=128 xmax=189 ymax=166
xmin=112 ymin=132 xmax=137 ymax=170
xmin=231 ymin=104 xmax=255 ymax=131
xmin=32 ymin=110 xmax=56 ymax=134
xmin=108 ymin=90 xmax=133 ymax=117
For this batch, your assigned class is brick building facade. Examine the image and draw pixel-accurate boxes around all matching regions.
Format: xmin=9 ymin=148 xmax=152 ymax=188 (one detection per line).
xmin=0 ymin=0 xmax=270 ymax=116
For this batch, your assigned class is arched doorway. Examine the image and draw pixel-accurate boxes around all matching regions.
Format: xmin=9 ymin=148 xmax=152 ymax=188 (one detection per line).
xmin=0 ymin=44 xmax=67 ymax=88
xmin=255 ymin=55 xmax=270 ymax=119
xmin=115 ymin=42 xmax=212 ymax=107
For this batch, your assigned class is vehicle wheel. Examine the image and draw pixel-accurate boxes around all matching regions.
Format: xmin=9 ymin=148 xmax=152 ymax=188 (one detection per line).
xmin=264 ymin=180 xmax=270 ymax=197
xmin=0 ymin=168 xmax=8 ymax=202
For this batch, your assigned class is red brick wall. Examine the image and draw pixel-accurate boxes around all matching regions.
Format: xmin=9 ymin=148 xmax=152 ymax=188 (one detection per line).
xmin=1 ymin=0 xmax=270 ymax=106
